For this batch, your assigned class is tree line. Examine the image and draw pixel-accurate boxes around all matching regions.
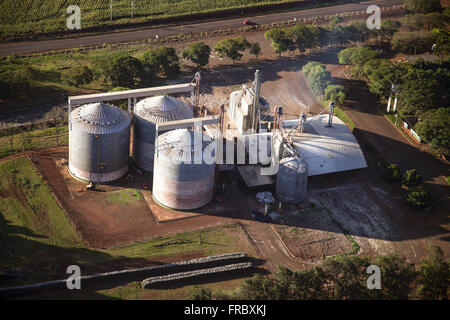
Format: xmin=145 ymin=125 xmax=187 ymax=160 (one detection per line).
xmin=193 ymin=247 xmax=449 ymax=300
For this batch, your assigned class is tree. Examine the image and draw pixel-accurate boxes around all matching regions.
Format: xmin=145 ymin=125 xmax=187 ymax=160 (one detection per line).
xmin=249 ymin=42 xmax=261 ymax=59
xmin=264 ymin=28 xmax=293 ymax=55
xmin=363 ymin=60 xmax=407 ymax=99
xmin=416 ymin=246 xmax=449 ymax=299
xmin=182 ymin=42 xmax=211 ymax=68
xmin=402 ymin=169 xmax=422 ymax=187
xmin=63 ymin=65 xmax=93 ymax=87
xmin=288 ymin=25 xmax=314 ymax=54
xmin=373 ymin=254 xmax=417 ymax=299
xmin=399 ymin=78 xmax=441 ymax=116
xmin=322 ymin=256 xmax=372 ymax=300
xmin=383 ymin=163 xmax=402 ymax=183
xmin=378 ymin=20 xmax=401 ymax=43
xmin=93 ymin=54 xmax=143 ymax=87
xmin=338 ymin=47 xmax=379 ymax=65
xmin=404 ymin=0 xmax=442 ymax=14
xmin=142 ymin=47 xmax=180 ymax=77
xmin=402 ymin=14 xmax=425 ymax=32
xmin=348 ymin=21 xmax=372 ymax=43
xmin=324 ymin=85 xmax=346 ymax=106
xmin=302 ymin=62 xmax=331 ymax=96
xmin=405 ymin=186 xmax=431 ymax=208
xmin=213 ymin=36 xmax=251 ymax=62
xmin=391 ymin=31 xmax=435 ymax=54
xmin=415 ymin=108 xmax=450 ymax=154
xmin=432 ymin=29 xmax=450 ymax=55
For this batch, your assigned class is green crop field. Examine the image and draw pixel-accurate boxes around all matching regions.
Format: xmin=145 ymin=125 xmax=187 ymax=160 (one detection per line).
xmin=0 ymin=0 xmax=298 ymax=39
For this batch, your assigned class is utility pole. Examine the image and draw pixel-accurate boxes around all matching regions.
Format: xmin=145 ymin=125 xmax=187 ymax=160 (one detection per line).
xmin=110 ymin=0 xmax=113 ymax=21
xmin=131 ymin=1 xmax=134 ymax=19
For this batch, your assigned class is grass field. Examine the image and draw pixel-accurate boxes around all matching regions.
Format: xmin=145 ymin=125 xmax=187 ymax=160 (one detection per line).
xmin=0 ymin=158 xmax=244 ymax=287
xmin=0 ymin=0 xmax=301 ymax=39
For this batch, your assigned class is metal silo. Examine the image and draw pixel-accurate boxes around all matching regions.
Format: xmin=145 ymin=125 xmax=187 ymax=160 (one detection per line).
xmin=153 ymin=129 xmax=216 ymax=210
xmin=133 ymin=95 xmax=193 ymax=171
xmin=69 ymin=102 xmax=131 ymax=183
xmin=276 ymin=156 xmax=308 ymax=204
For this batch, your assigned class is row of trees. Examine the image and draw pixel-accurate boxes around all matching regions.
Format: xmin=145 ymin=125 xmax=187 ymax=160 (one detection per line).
xmin=62 ymin=37 xmax=262 ymax=88
xmin=193 ymin=248 xmax=449 ymax=300
xmin=264 ymin=17 xmax=401 ymax=56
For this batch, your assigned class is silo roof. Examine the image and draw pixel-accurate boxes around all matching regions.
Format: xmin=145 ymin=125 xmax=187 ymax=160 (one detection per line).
xmin=135 ymin=95 xmax=193 ymax=123
xmin=71 ymin=102 xmax=131 ymax=134
xmin=156 ymin=129 xmax=215 ymax=163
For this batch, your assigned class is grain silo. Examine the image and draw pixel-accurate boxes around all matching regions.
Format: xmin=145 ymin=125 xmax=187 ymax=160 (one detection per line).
xmin=153 ymin=129 xmax=216 ymax=210
xmin=275 ymin=156 xmax=308 ymax=204
xmin=69 ymin=102 xmax=131 ymax=183
xmin=133 ymin=95 xmax=193 ymax=171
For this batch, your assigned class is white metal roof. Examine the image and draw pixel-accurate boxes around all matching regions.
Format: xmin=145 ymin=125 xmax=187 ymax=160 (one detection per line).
xmin=71 ymin=103 xmax=131 ymax=134
xmin=135 ymin=95 xmax=193 ymax=123
xmin=283 ymin=115 xmax=367 ymax=176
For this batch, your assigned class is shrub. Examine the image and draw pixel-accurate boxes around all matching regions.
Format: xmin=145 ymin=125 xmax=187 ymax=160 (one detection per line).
xmin=405 ymin=186 xmax=431 ymax=208
xmin=0 ymin=68 xmax=32 ymax=98
xmin=63 ymin=66 xmax=93 ymax=87
xmin=383 ymin=164 xmax=402 ymax=183
xmin=402 ymin=169 xmax=422 ymax=187
xmin=324 ymin=85 xmax=346 ymax=106
xmin=338 ymin=47 xmax=379 ymax=65
xmin=415 ymin=108 xmax=450 ymax=155
xmin=391 ymin=32 xmax=434 ymax=54
xmin=249 ymin=42 xmax=261 ymax=59
xmin=404 ymin=0 xmax=442 ymax=14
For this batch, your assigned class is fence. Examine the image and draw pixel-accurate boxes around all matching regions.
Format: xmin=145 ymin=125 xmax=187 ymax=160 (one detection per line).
xmin=0 ymin=132 xmax=68 ymax=158
xmin=1 ymin=4 xmax=406 ymax=61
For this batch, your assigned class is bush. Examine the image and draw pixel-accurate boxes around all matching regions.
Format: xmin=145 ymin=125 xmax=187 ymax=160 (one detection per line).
xmin=324 ymin=85 xmax=346 ymax=106
xmin=0 ymin=68 xmax=32 ymax=98
xmin=142 ymin=47 xmax=180 ymax=77
xmin=415 ymin=108 xmax=450 ymax=154
xmin=404 ymin=0 xmax=442 ymax=14
xmin=182 ymin=42 xmax=211 ymax=68
xmin=416 ymin=246 xmax=450 ymax=299
xmin=249 ymin=42 xmax=261 ymax=59
xmin=402 ymin=169 xmax=422 ymax=187
xmin=383 ymin=164 xmax=402 ymax=183
xmin=93 ymin=54 xmax=144 ymax=87
xmin=63 ymin=66 xmax=93 ymax=87
xmin=405 ymin=186 xmax=431 ymax=208
xmin=391 ymin=32 xmax=435 ymax=54
xmin=338 ymin=47 xmax=379 ymax=65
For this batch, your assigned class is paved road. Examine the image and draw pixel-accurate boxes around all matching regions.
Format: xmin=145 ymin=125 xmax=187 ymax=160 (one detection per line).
xmin=0 ymin=0 xmax=402 ymax=56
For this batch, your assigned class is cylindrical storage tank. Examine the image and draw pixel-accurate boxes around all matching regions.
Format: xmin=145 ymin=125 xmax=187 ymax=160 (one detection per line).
xmin=275 ymin=156 xmax=308 ymax=204
xmin=69 ymin=102 xmax=131 ymax=183
xmin=153 ymin=129 xmax=216 ymax=210
xmin=133 ymin=96 xmax=193 ymax=171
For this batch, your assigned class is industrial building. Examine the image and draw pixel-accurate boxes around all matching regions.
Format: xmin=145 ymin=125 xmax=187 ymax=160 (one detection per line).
xmin=66 ymin=70 xmax=367 ymax=211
